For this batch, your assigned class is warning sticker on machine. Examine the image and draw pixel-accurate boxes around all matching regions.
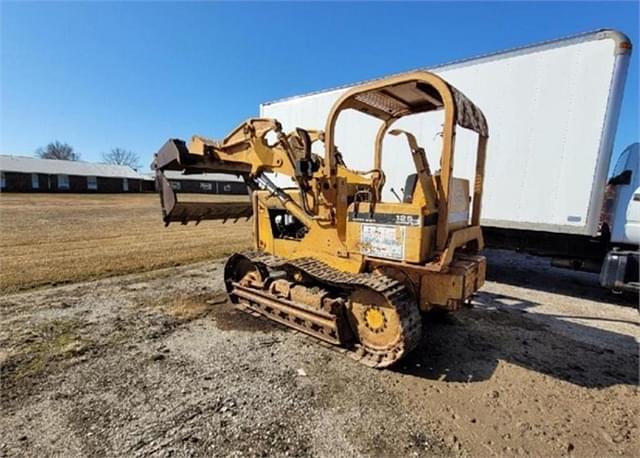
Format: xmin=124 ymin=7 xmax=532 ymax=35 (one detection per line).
xmin=360 ymin=224 xmax=405 ymax=260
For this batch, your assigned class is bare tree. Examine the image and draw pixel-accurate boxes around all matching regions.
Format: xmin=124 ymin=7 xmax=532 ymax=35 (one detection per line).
xmin=36 ymin=141 xmax=80 ymax=161
xmin=102 ymin=148 xmax=140 ymax=169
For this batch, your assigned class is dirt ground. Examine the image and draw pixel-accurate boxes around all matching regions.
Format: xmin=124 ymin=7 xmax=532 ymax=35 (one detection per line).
xmin=1 ymin=249 xmax=637 ymax=457
xmin=0 ymin=193 xmax=251 ymax=293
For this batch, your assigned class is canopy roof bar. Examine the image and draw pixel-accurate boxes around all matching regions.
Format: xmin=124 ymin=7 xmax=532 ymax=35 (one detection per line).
xmin=324 ymin=71 xmax=488 ymax=156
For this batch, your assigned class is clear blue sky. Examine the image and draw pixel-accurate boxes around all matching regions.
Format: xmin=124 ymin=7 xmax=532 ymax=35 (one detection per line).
xmin=1 ymin=1 xmax=638 ymax=171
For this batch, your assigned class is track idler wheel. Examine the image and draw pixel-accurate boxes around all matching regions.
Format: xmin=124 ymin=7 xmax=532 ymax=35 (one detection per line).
xmin=224 ymin=253 xmax=266 ymax=303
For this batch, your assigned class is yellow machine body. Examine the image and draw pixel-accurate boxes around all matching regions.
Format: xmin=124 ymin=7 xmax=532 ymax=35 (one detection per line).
xmin=153 ymin=70 xmax=489 ymax=367
xmin=252 ymin=179 xmax=484 ymax=311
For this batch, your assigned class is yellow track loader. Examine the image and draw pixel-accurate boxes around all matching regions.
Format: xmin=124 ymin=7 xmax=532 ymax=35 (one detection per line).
xmin=153 ymin=71 xmax=488 ymax=368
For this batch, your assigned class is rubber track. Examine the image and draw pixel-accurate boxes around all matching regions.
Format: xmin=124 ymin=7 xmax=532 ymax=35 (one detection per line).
xmin=235 ymin=251 xmax=422 ymax=368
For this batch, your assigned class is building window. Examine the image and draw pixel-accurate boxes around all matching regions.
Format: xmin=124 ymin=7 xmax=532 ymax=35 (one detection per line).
xmin=87 ymin=176 xmax=98 ymax=190
xmin=32 ymin=174 xmax=39 ymax=189
xmin=200 ymin=182 xmax=212 ymax=191
xmin=58 ymin=174 xmax=69 ymax=190
xmin=170 ymin=181 xmax=181 ymax=191
xmin=1 ymin=172 xmax=5 ymax=189
xmin=122 ymin=178 xmax=129 ymax=192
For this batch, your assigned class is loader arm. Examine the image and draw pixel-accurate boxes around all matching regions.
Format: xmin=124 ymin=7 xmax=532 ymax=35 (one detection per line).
xmin=154 ymin=118 xmax=299 ymax=179
xmin=152 ymin=118 xmax=364 ymax=227
xmin=155 ymin=118 xmax=296 ymax=226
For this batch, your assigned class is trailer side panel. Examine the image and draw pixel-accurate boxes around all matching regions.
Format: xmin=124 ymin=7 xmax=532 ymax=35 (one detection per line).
xmin=261 ymin=30 xmax=631 ymax=237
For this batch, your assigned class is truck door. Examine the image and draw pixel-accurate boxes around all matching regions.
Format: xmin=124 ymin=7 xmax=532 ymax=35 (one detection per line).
xmin=608 ymin=143 xmax=639 ymax=244
xmin=625 ymin=187 xmax=640 ymax=245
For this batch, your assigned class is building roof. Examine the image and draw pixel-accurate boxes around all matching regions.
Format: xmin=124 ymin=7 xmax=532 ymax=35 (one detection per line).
xmin=143 ymin=171 xmax=244 ymax=183
xmin=0 ymin=155 xmax=145 ymax=179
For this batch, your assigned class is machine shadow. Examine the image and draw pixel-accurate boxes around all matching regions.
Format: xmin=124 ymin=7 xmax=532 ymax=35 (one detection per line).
xmin=484 ymin=249 xmax=638 ymax=307
xmin=395 ymin=291 xmax=638 ymax=388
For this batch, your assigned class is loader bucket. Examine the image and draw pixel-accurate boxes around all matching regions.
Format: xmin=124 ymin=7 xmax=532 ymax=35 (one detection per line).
xmin=155 ymin=170 xmax=252 ymax=226
xmin=152 ymin=138 xmax=253 ymax=226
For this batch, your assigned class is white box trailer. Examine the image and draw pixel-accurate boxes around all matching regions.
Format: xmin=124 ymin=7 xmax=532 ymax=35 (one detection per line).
xmin=262 ymin=29 xmax=630 ymax=237
xmin=261 ymin=29 xmax=637 ymax=291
